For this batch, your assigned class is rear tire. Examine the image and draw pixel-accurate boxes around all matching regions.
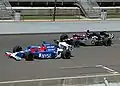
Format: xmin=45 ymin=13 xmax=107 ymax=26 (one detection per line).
xmin=13 ymin=45 xmax=22 ymax=53
xmin=60 ymin=34 xmax=69 ymax=42
xmin=106 ymin=39 xmax=112 ymax=46
xmin=25 ymin=52 xmax=34 ymax=61
xmin=61 ymin=50 xmax=71 ymax=59
xmin=75 ymin=41 xmax=80 ymax=47
xmin=103 ymin=38 xmax=112 ymax=46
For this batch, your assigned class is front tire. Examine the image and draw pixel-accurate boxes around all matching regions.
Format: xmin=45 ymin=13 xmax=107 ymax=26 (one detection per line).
xmin=103 ymin=38 xmax=112 ymax=46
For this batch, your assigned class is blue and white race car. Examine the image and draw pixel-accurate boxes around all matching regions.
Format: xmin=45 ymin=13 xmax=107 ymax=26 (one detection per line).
xmin=5 ymin=42 xmax=71 ymax=61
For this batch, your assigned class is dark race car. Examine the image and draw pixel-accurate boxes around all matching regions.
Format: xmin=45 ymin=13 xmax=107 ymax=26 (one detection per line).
xmin=71 ymin=31 xmax=114 ymax=46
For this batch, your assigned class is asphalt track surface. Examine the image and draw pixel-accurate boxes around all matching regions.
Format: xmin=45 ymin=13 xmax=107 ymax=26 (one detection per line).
xmin=1 ymin=32 xmax=120 ymax=82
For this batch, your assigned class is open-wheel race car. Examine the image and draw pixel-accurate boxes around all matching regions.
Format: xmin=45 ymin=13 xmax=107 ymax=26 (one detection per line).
xmin=5 ymin=42 xmax=72 ymax=61
xmin=58 ymin=31 xmax=114 ymax=47
xmin=70 ymin=31 xmax=114 ymax=46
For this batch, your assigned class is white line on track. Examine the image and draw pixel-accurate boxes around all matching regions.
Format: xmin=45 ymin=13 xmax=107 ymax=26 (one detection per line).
xmin=0 ymin=74 xmax=120 ymax=84
xmin=99 ymin=65 xmax=119 ymax=74
xmin=60 ymin=65 xmax=119 ymax=74
xmin=0 ymin=65 xmax=119 ymax=84
xmin=60 ymin=65 xmax=102 ymax=69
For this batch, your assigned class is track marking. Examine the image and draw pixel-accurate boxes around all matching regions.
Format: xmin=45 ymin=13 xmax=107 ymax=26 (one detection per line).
xmin=60 ymin=65 xmax=119 ymax=74
xmin=99 ymin=65 xmax=119 ymax=74
xmin=60 ymin=66 xmax=91 ymax=69
xmin=0 ymin=74 xmax=119 ymax=84
xmin=60 ymin=65 xmax=101 ymax=69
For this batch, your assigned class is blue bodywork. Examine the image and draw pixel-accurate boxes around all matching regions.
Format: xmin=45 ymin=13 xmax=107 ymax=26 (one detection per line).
xmin=10 ymin=42 xmax=60 ymax=60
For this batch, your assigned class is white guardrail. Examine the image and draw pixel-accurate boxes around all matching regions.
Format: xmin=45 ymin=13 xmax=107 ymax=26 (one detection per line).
xmin=93 ymin=7 xmax=120 ymax=9
xmin=0 ymin=74 xmax=120 ymax=86
xmin=6 ymin=7 xmax=79 ymax=10
xmin=6 ymin=7 xmax=120 ymax=10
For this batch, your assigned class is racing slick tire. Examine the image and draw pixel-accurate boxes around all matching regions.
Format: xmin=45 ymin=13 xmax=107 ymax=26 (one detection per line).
xmin=107 ymin=39 xmax=112 ymax=46
xmin=91 ymin=40 xmax=96 ymax=46
xmin=13 ymin=45 xmax=22 ymax=53
xmin=74 ymin=40 xmax=80 ymax=48
xmin=75 ymin=41 xmax=80 ymax=47
xmin=24 ymin=52 xmax=34 ymax=61
xmin=60 ymin=34 xmax=69 ymax=42
xmin=103 ymin=38 xmax=112 ymax=46
xmin=61 ymin=50 xmax=71 ymax=59
xmin=105 ymin=39 xmax=112 ymax=46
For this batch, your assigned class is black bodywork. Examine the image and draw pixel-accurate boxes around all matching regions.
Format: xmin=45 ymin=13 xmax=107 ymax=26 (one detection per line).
xmin=59 ymin=32 xmax=114 ymax=47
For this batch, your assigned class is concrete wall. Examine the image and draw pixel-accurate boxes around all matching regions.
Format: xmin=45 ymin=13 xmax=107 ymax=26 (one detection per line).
xmin=0 ymin=21 xmax=120 ymax=34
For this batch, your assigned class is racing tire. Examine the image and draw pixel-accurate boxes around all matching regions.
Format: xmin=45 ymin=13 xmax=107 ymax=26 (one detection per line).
xmin=13 ymin=45 xmax=22 ymax=53
xmin=61 ymin=50 xmax=71 ymax=59
xmin=91 ymin=40 xmax=96 ymax=46
xmin=60 ymin=34 xmax=69 ymax=42
xmin=106 ymin=39 xmax=112 ymax=46
xmin=25 ymin=52 xmax=34 ymax=61
xmin=103 ymin=38 xmax=112 ymax=46
xmin=73 ymin=40 xmax=80 ymax=48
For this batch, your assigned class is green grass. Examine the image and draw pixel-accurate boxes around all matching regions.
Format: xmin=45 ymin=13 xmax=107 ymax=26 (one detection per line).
xmin=107 ymin=14 xmax=120 ymax=18
xmin=105 ymin=9 xmax=120 ymax=18
xmin=21 ymin=14 xmax=120 ymax=20
xmin=21 ymin=15 xmax=81 ymax=20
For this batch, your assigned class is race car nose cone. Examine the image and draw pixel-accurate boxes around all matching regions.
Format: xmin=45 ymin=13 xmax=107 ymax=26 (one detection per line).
xmin=5 ymin=52 xmax=11 ymax=57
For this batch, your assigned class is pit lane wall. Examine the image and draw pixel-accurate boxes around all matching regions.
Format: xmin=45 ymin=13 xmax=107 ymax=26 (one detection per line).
xmin=0 ymin=74 xmax=120 ymax=86
xmin=0 ymin=20 xmax=120 ymax=35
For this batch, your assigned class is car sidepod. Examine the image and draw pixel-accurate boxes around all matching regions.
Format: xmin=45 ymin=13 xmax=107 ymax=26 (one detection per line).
xmin=34 ymin=51 xmax=56 ymax=59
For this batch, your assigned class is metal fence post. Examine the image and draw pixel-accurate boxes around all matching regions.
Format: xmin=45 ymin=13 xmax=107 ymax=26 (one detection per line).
xmin=59 ymin=79 xmax=65 ymax=86
xmin=53 ymin=0 xmax=57 ymax=21
xmin=104 ymin=77 xmax=110 ymax=86
xmin=101 ymin=9 xmax=107 ymax=20
xmin=14 ymin=12 xmax=21 ymax=21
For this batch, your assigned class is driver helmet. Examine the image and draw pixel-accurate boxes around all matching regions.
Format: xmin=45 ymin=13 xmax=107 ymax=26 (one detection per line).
xmin=42 ymin=41 xmax=46 ymax=44
xmin=87 ymin=30 xmax=90 ymax=33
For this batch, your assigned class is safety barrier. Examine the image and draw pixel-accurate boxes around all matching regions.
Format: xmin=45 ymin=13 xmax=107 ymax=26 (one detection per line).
xmin=0 ymin=74 xmax=120 ymax=86
xmin=0 ymin=21 xmax=120 ymax=35
xmin=7 ymin=7 xmax=79 ymax=10
xmin=93 ymin=7 xmax=120 ymax=9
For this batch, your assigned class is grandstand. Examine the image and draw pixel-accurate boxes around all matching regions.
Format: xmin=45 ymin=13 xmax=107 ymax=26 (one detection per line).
xmin=8 ymin=0 xmax=120 ymax=7
xmin=0 ymin=0 xmax=120 ymax=20
xmin=0 ymin=0 xmax=15 ymax=20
